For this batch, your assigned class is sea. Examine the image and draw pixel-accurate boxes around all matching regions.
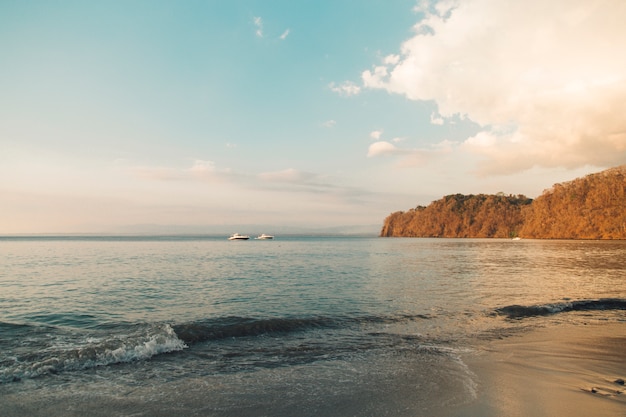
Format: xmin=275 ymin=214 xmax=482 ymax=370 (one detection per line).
xmin=1 ymin=236 xmax=625 ymax=416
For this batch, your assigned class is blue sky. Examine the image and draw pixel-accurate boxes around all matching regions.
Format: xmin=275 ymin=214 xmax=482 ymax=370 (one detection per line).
xmin=2 ymin=0 xmax=625 ymax=233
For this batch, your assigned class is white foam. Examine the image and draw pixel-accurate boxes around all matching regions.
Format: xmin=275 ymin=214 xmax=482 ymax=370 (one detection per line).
xmin=95 ymin=324 xmax=187 ymax=365
xmin=1 ymin=324 xmax=187 ymax=382
xmin=543 ymin=302 xmax=573 ymax=313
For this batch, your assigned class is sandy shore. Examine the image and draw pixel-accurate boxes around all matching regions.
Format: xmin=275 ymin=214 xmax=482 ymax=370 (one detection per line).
xmin=451 ymin=321 xmax=626 ymax=417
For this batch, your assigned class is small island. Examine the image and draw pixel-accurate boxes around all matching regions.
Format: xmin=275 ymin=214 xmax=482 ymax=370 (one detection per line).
xmin=381 ymin=165 xmax=626 ymax=239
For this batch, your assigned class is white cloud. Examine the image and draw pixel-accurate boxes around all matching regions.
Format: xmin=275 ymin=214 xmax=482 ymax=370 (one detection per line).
xmin=323 ymin=119 xmax=336 ymax=128
xmin=370 ymin=130 xmax=383 ymax=140
xmin=383 ymin=54 xmax=400 ymax=65
xmin=367 ymin=141 xmax=400 ymax=157
xmin=367 ymin=138 xmax=456 ymax=168
xmin=279 ymin=29 xmax=290 ymax=40
xmin=329 ymin=81 xmax=361 ymax=97
xmin=188 ymin=159 xmax=216 ymax=175
xmin=253 ymin=16 xmax=263 ymax=37
xmin=187 ymin=160 xmax=234 ymax=182
xmin=362 ymin=0 xmax=626 ymax=174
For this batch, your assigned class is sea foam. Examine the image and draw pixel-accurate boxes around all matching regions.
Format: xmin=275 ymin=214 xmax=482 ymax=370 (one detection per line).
xmin=0 ymin=324 xmax=187 ymax=383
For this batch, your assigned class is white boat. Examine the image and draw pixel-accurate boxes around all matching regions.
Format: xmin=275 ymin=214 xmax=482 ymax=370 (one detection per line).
xmin=255 ymin=234 xmax=274 ymax=240
xmin=228 ymin=233 xmax=250 ymax=240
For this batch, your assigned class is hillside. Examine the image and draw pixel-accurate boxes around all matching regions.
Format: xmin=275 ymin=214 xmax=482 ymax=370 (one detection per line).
xmin=380 ymin=193 xmax=532 ymax=238
xmin=519 ymin=166 xmax=626 ymax=239
xmin=381 ymin=166 xmax=626 ymax=239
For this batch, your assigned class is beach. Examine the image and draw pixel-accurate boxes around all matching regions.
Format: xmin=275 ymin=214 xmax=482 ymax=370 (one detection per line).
xmin=453 ymin=321 xmax=626 ymax=417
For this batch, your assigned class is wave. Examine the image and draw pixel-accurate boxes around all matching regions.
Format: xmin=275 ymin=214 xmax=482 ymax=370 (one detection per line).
xmin=169 ymin=315 xmax=443 ymax=374
xmin=1 ymin=313 xmax=431 ymax=383
xmin=172 ymin=316 xmax=336 ymax=344
xmin=0 ymin=321 xmax=40 ymax=333
xmin=0 ymin=323 xmax=186 ymax=383
xmin=171 ymin=314 xmax=431 ymax=345
xmin=496 ymin=298 xmax=626 ymax=319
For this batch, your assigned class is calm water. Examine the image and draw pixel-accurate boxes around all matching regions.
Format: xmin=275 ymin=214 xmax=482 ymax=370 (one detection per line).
xmin=1 ymin=236 xmax=625 ymax=416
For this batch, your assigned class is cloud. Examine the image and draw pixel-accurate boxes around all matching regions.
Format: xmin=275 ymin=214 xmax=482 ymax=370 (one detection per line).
xmin=367 ymin=141 xmax=399 ymax=157
xmin=323 ymin=119 xmax=336 ymax=128
xmin=130 ymin=166 xmax=183 ymax=181
xmin=253 ymin=16 xmax=263 ymax=37
xmin=367 ymin=140 xmax=433 ymax=168
xmin=188 ymin=159 xmax=216 ymax=175
xmin=258 ymin=168 xmax=342 ymax=193
xmin=130 ymin=163 xmax=333 ymax=194
xmin=362 ymin=0 xmax=626 ymax=174
xmin=258 ymin=168 xmax=317 ymax=184
xmin=255 ymin=168 xmax=379 ymax=207
xmin=329 ymin=81 xmax=361 ymax=97
xmin=130 ymin=160 xmax=232 ymax=183
xmin=370 ymin=130 xmax=383 ymax=140
xmin=253 ymin=17 xmax=289 ymax=41
xmin=367 ymin=139 xmax=455 ymax=168
xmin=383 ymin=54 xmax=400 ymax=65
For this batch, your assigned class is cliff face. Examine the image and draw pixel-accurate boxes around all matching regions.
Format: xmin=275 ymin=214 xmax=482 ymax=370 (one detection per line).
xmin=381 ymin=166 xmax=626 ymax=239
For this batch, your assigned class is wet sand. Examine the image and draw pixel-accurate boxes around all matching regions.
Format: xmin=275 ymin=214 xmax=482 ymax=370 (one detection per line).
xmin=0 ymin=344 xmax=476 ymax=417
xmin=453 ymin=321 xmax=626 ymax=417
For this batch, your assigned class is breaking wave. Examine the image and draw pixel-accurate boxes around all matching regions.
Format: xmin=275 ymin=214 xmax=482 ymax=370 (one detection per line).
xmin=496 ymin=298 xmax=626 ymax=319
xmin=0 ymin=323 xmax=186 ymax=383
xmin=1 ymin=313 xmax=431 ymax=383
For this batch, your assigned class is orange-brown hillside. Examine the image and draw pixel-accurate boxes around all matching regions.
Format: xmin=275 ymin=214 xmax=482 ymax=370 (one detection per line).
xmin=380 ymin=166 xmax=626 ymax=239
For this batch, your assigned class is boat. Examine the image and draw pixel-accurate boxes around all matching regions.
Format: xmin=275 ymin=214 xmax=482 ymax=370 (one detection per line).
xmin=255 ymin=234 xmax=274 ymax=240
xmin=228 ymin=233 xmax=250 ymax=240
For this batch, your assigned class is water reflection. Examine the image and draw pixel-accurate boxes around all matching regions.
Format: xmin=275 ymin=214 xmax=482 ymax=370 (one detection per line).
xmin=364 ymin=238 xmax=626 ymax=315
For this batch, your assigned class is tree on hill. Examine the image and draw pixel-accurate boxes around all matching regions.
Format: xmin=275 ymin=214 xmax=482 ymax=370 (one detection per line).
xmin=380 ymin=166 xmax=626 ymax=239
xmin=380 ymin=194 xmax=532 ymax=238
xmin=520 ymin=166 xmax=626 ymax=239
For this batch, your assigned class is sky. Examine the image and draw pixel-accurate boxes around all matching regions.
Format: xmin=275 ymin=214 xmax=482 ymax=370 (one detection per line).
xmin=1 ymin=0 xmax=625 ymax=234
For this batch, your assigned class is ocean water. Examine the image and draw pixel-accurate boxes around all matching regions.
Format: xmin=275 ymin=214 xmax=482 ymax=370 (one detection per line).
xmin=1 ymin=236 xmax=625 ymax=416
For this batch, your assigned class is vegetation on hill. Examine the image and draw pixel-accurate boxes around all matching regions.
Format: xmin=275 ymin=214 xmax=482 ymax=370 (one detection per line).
xmin=381 ymin=166 xmax=626 ymax=239
xmin=380 ymin=193 xmax=532 ymax=238
xmin=519 ymin=166 xmax=626 ymax=239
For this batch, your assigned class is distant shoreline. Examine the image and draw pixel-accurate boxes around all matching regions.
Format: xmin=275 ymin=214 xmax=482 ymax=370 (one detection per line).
xmin=0 ymin=233 xmax=380 ymax=240
xmin=2 ymin=235 xmax=624 ymax=242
